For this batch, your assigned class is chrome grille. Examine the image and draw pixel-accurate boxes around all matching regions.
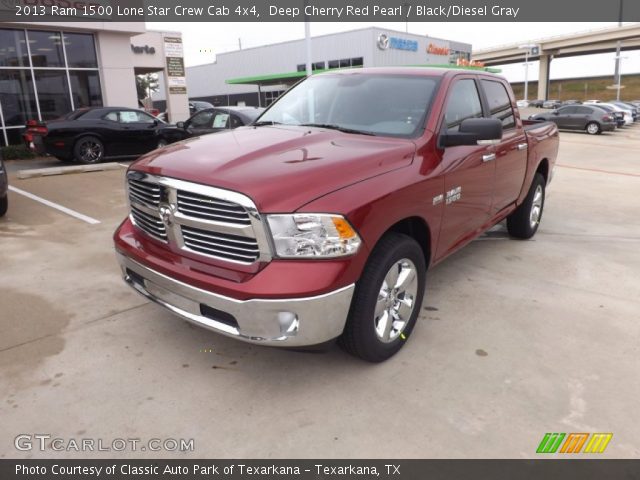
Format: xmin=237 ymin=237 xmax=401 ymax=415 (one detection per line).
xmin=177 ymin=190 xmax=251 ymax=225
xmin=128 ymin=178 xmax=162 ymax=208
xmin=181 ymin=225 xmax=259 ymax=262
xmin=126 ymin=172 xmax=271 ymax=265
xmin=130 ymin=205 xmax=167 ymax=241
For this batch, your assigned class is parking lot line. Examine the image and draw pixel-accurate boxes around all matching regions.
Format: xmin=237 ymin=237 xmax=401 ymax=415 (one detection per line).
xmin=556 ymin=164 xmax=640 ymax=178
xmin=8 ymin=185 xmax=101 ymax=225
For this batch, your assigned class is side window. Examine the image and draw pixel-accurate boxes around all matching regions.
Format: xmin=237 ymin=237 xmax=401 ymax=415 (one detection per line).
xmin=104 ymin=111 xmax=118 ymax=122
xmin=189 ymin=110 xmax=214 ymax=128
xmin=230 ymin=115 xmax=243 ymax=128
xmin=212 ymin=112 xmax=230 ymax=128
xmin=558 ymin=106 xmax=576 ymax=115
xmin=444 ymin=79 xmax=483 ymax=131
xmin=136 ymin=111 xmax=157 ymax=124
xmin=481 ymin=80 xmax=516 ymax=130
xmin=576 ymin=107 xmax=591 ymax=114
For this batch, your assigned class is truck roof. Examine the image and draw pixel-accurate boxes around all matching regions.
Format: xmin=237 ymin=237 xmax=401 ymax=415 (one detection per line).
xmin=315 ymin=66 xmax=505 ymax=80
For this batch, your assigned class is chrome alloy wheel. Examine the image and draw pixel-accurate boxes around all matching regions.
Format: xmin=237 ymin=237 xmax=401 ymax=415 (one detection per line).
xmin=79 ymin=140 xmax=102 ymax=163
xmin=587 ymin=123 xmax=599 ymax=135
xmin=374 ymin=258 xmax=418 ymax=343
xmin=529 ymin=184 xmax=543 ymax=229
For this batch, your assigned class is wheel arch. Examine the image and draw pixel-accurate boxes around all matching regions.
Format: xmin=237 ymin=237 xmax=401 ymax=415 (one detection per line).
xmin=378 ymin=216 xmax=432 ymax=268
xmin=536 ymin=158 xmax=550 ymax=184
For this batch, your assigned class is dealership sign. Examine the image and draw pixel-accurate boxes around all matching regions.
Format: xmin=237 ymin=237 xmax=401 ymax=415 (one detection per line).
xmin=164 ymin=36 xmax=186 ymax=94
xmin=427 ymin=43 xmax=450 ymax=56
xmin=377 ymin=34 xmax=418 ymax=52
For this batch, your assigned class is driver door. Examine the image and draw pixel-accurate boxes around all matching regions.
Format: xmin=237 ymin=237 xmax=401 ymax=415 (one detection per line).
xmin=435 ymin=77 xmax=496 ymax=261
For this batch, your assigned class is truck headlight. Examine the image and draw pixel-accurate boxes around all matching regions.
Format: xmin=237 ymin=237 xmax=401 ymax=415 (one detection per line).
xmin=267 ymin=214 xmax=361 ymax=258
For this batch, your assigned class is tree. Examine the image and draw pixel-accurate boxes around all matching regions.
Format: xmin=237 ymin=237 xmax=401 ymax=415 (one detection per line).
xmin=136 ymin=73 xmax=159 ymax=100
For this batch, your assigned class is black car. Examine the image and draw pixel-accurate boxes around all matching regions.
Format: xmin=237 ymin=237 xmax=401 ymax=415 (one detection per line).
xmin=529 ymin=105 xmax=617 ymax=135
xmin=26 ymin=107 xmax=166 ymax=164
xmin=157 ymin=107 xmax=264 ymax=144
xmin=529 ymin=99 xmax=544 ymax=108
xmin=0 ymin=149 xmax=7 ymax=217
xmin=189 ymin=101 xmax=215 ymax=115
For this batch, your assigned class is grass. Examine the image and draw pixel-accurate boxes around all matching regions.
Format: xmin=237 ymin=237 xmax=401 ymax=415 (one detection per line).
xmin=511 ymin=73 xmax=640 ymax=102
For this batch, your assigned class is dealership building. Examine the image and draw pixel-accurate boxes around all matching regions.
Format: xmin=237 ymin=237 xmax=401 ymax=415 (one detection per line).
xmin=0 ymin=21 xmax=189 ymax=146
xmin=155 ymin=27 xmax=472 ymax=109
xmin=0 ymin=21 xmax=470 ymax=146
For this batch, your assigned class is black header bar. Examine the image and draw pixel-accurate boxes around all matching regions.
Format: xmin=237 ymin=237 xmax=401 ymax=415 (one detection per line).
xmin=1 ymin=0 xmax=640 ymax=22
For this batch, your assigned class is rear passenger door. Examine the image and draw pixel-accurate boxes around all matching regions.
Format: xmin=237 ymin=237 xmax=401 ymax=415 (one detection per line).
xmin=435 ymin=77 xmax=496 ymax=260
xmin=480 ymin=79 xmax=528 ymax=213
xmin=572 ymin=106 xmax=593 ymax=129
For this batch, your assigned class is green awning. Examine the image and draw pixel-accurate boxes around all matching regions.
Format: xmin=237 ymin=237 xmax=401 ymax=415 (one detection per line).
xmin=225 ymin=64 xmax=501 ymax=87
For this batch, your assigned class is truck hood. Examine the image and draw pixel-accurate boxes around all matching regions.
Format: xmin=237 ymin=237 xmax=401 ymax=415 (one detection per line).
xmin=132 ymin=125 xmax=416 ymax=212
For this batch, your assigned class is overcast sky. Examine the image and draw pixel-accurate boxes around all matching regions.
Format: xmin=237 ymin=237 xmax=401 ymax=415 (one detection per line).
xmin=146 ymin=21 xmax=640 ymax=83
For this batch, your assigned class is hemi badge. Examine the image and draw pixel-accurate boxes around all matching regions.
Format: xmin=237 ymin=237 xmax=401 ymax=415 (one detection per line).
xmin=432 ymin=194 xmax=444 ymax=206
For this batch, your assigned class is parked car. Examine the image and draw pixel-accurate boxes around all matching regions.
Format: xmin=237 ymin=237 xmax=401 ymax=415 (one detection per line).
xmin=24 ymin=107 xmax=167 ymax=164
xmin=583 ymin=100 xmax=601 ymax=104
xmin=516 ymin=100 xmax=529 ymax=108
xmin=592 ymin=104 xmax=625 ymax=128
xmin=529 ymin=100 xmax=544 ymax=108
xmin=611 ymin=101 xmax=638 ymax=121
xmin=529 ymin=105 xmax=616 ymax=134
xmin=0 ymin=149 xmax=7 ymax=217
xmin=115 ymin=67 xmax=559 ymax=362
xmin=562 ymin=99 xmax=581 ymax=106
xmin=543 ymin=99 xmax=562 ymax=109
xmin=157 ymin=107 xmax=264 ymax=144
xmin=189 ymin=101 xmax=214 ymax=115
xmin=596 ymin=102 xmax=633 ymax=126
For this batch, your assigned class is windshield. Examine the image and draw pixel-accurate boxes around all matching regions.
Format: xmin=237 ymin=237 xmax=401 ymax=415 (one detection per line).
xmin=257 ymin=73 xmax=439 ymax=137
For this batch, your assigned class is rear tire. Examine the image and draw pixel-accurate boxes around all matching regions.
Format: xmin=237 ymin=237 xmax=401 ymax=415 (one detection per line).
xmin=586 ymin=122 xmax=601 ymax=135
xmin=339 ymin=232 xmax=426 ymax=362
xmin=507 ymin=173 xmax=546 ymax=239
xmin=0 ymin=195 xmax=7 ymax=217
xmin=73 ymin=136 xmax=104 ymax=164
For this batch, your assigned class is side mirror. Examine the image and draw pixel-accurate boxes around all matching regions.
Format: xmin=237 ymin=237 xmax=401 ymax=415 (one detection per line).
xmin=176 ymin=121 xmax=185 ymax=129
xmin=440 ymin=118 xmax=503 ymax=148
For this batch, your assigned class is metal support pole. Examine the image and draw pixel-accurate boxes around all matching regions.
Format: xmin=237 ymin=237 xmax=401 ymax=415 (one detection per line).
xmin=523 ymin=50 xmax=529 ymax=101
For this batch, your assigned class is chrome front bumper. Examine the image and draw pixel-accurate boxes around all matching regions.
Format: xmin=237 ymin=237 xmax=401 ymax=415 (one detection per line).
xmin=116 ymin=252 xmax=355 ymax=347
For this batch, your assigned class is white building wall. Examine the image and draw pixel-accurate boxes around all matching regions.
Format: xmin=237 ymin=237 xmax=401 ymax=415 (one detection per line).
xmin=162 ymin=27 xmax=471 ymax=103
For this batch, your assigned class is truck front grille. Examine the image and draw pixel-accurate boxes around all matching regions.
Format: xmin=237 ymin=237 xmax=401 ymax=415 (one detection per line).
xmin=128 ymin=178 xmax=162 ymax=208
xmin=126 ymin=172 xmax=270 ymax=265
xmin=177 ymin=190 xmax=251 ymax=225
xmin=181 ymin=225 xmax=259 ymax=262
xmin=130 ymin=205 xmax=167 ymax=242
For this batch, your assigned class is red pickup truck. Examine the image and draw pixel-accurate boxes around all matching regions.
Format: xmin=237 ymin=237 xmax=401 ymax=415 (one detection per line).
xmin=114 ymin=67 xmax=559 ymax=362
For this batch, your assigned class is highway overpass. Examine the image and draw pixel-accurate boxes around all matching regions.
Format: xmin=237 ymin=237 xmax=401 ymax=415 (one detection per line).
xmin=472 ymin=24 xmax=640 ymax=100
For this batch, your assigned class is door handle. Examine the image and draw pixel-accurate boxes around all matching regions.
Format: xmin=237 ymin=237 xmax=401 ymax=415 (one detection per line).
xmin=482 ymin=153 xmax=496 ymax=162
xmin=517 ymin=143 xmax=528 ymax=151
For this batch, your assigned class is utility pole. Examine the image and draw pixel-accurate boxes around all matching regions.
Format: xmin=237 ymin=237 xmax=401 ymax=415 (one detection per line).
xmin=613 ymin=0 xmax=623 ymax=93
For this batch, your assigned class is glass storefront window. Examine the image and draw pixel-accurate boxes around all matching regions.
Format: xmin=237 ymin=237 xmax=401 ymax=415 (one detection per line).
xmin=28 ymin=30 xmax=65 ymax=68
xmin=0 ymin=29 xmax=29 ymax=67
xmin=64 ymin=33 xmax=98 ymax=68
xmin=33 ymin=70 xmax=72 ymax=120
xmin=69 ymin=71 xmax=103 ymax=108
xmin=0 ymin=70 xmax=38 ymax=125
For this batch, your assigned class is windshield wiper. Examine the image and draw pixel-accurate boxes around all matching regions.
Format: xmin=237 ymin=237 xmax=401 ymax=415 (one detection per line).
xmin=252 ymin=120 xmax=281 ymax=126
xmin=299 ymin=123 xmax=376 ymax=136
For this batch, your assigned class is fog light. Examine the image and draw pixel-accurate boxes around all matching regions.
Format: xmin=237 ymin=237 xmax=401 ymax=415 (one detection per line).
xmin=277 ymin=311 xmax=299 ymax=336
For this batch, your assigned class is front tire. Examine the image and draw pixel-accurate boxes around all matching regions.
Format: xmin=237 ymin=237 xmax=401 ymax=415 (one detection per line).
xmin=586 ymin=122 xmax=601 ymax=135
xmin=507 ymin=173 xmax=546 ymax=239
xmin=339 ymin=232 xmax=426 ymax=362
xmin=73 ymin=136 xmax=104 ymax=164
